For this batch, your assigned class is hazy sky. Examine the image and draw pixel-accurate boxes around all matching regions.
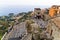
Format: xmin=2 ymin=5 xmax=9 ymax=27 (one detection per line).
xmin=0 ymin=0 xmax=60 ymax=16
xmin=0 ymin=0 xmax=60 ymax=6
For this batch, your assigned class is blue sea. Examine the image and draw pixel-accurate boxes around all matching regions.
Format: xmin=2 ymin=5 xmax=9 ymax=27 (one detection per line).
xmin=0 ymin=5 xmax=50 ymax=16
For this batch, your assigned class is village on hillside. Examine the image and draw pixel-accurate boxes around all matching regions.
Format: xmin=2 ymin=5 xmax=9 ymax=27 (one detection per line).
xmin=0 ymin=5 xmax=60 ymax=40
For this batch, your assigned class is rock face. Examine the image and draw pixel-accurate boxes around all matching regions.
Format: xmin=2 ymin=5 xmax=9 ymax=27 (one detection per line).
xmin=24 ymin=16 xmax=60 ymax=40
xmin=2 ymin=22 xmax=27 ymax=40
xmin=30 ymin=23 xmax=41 ymax=40
xmin=25 ymin=19 xmax=54 ymax=40
xmin=31 ymin=23 xmax=39 ymax=33
xmin=51 ymin=17 xmax=60 ymax=40
xmin=2 ymin=15 xmax=60 ymax=40
xmin=45 ymin=17 xmax=60 ymax=40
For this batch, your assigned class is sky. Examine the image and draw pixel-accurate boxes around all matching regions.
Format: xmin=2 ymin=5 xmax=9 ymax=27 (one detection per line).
xmin=0 ymin=0 xmax=60 ymax=16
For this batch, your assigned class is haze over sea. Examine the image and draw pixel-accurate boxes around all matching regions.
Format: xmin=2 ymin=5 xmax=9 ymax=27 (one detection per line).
xmin=0 ymin=5 xmax=50 ymax=16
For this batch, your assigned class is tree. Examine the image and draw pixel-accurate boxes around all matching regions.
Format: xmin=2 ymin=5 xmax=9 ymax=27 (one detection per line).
xmin=9 ymin=13 xmax=14 ymax=17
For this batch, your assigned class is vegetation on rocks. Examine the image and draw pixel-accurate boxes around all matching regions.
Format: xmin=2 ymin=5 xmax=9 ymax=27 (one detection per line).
xmin=18 ymin=11 xmax=32 ymax=22
xmin=25 ymin=19 xmax=35 ymax=33
xmin=0 ymin=11 xmax=32 ymax=40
